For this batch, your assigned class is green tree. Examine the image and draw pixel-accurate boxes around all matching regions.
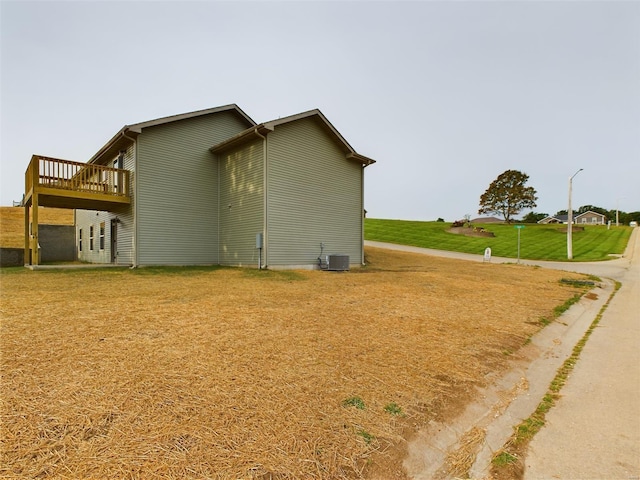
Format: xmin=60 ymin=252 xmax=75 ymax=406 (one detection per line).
xmin=522 ymin=211 xmax=548 ymax=223
xmin=627 ymin=211 xmax=640 ymax=223
xmin=478 ymin=170 xmax=538 ymax=223
xmin=577 ymin=205 xmax=609 ymax=216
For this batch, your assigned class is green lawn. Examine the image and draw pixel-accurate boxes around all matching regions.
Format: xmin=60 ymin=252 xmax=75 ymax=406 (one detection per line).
xmin=364 ymin=219 xmax=633 ymax=262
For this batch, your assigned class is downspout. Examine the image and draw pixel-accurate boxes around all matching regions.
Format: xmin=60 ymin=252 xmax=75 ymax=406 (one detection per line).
xmin=122 ymin=129 xmax=138 ymax=268
xmin=360 ymin=165 xmax=364 ymax=265
xmin=74 ymin=209 xmax=77 ymax=262
xmin=253 ymin=129 xmax=268 ymax=269
xmin=217 ymin=152 xmax=220 ymax=266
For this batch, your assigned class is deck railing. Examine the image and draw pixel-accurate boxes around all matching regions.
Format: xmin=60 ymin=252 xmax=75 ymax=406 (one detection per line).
xmin=26 ymin=156 xmax=130 ymax=198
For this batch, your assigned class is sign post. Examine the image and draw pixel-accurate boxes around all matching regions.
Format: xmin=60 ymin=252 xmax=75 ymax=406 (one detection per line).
xmin=514 ymin=225 xmax=525 ymax=263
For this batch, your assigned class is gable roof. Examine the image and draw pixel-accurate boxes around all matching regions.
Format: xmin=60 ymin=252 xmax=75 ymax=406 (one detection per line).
xmin=537 ymin=211 xmax=607 ymax=224
xmin=538 ymin=214 xmax=568 ymax=224
xmin=575 ymin=210 xmax=605 ymax=219
xmin=89 ymin=104 xmax=256 ymax=164
xmin=210 ymin=109 xmax=376 ymax=167
xmin=126 ymin=104 xmax=255 ymax=133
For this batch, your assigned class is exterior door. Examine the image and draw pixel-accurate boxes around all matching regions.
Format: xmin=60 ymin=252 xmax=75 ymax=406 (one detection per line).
xmin=110 ymin=219 xmax=118 ymax=263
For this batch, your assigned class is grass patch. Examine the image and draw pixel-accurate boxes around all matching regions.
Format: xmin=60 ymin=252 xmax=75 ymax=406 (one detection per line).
xmin=357 ymin=429 xmax=375 ymax=445
xmin=365 ymin=218 xmax=632 ymax=261
xmin=538 ymin=317 xmax=552 ymax=326
xmin=343 ymin=396 xmax=366 ymax=410
xmin=384 ymin=402 xmax=404 ymax=416
xmin=131 ymin=265 xmax=224 ymax=276
xmin=492 ymin=451 xmax=518 ymax=467
xmin=538 ymin=287 xmax=586 ymax=326
xmin=552 ymin=294 xmax=582 ymax=317
xmin=560 ymin=278 xmax=596 ymax=287
xmin=241 ymin=269 xmax=306 ymax=281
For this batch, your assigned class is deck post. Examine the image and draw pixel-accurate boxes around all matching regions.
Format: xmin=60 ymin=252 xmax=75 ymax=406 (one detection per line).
xmin=32 ymin=194 xmax=39 ymax=266
xmin=24 ymin=203 xmax=30 ymax=265
xmin=30 ymin=160 xmax=40 ymax=266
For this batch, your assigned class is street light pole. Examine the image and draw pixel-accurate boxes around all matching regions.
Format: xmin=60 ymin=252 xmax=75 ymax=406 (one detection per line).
xmin=567 ymin=168 xmax=583 ymax=260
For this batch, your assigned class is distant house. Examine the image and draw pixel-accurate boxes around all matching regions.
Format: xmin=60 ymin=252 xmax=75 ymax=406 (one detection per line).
xmin=538 ymin=211 xmax=606 ymax=225
xmin=537 ymin=214 xmax=568 ymax=224
xmin=23 ymin=105 xmax=376 ymax=268
xmin=575 ymin=210 xmax=606 ymax=225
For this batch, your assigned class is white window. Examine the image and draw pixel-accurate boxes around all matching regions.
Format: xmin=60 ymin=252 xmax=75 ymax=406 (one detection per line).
xmin=99 ymin=222 xmax=105 ymax=250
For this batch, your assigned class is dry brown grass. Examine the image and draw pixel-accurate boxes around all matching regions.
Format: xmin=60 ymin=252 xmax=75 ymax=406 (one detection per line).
xmin=0 ymin=207 xmax=74 ymax=248
xmin=0 ymin=247 xmax=585 ymax=479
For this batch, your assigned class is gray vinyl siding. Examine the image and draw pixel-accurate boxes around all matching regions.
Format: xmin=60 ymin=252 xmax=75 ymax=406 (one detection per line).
xmin=136 ymin=112 xmax=250 ymax=265
xmin=266 ymin=117 xmax=363 ymax=266
xmin=218 ymin=138 xmax=264 ymax=266
xmin=110 ymin=145 xmax=135 ymax=265
xmin=76 ymin=145 xmax=135 ymax=264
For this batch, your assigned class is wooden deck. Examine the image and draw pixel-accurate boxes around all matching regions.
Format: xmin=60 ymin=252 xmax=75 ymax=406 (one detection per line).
xmin=24 ymin=155 xmax=130 ymax=210
xmin=23 ymin=155 xmax=131 ymax=265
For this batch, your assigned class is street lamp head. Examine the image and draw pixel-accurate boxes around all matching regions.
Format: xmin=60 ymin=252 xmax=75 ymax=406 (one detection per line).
xmin=571 ymin=168 xmax=584 ymax=180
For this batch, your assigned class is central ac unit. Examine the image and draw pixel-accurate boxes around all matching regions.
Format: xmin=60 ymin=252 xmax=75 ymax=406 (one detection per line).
xmin=327 ymin=254 xmax=349 ymax=271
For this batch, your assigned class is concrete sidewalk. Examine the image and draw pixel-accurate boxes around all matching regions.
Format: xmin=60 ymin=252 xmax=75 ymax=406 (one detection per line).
xmin=367 ymin=229 xmax=640 ymax=479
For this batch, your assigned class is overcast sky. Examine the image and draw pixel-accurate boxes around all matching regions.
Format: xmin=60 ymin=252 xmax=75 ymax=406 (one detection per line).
xmin=1 ymin=0 xmax=639 ymax=221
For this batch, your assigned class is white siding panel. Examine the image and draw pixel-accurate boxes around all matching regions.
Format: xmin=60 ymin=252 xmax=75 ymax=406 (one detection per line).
xmin=219 ymin=139 xmax=264 ymax=266
xmin=136 ymin=111 xmax=250 ymax=265
xmin=266 ymin=117 xmax=363 ymax=267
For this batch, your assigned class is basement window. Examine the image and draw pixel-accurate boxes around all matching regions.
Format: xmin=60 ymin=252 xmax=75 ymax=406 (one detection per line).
xmin=79 ymin=228 xmax=83 ymax=252
xmin=90 ymin=226 xmax=94 ymax=251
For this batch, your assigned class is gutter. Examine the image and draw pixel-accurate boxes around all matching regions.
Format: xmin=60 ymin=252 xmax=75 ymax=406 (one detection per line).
xmin=88 ymin=127 xmax=139 ymax=165
xmin=209 ymin=125 xmax=274 ymax=154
